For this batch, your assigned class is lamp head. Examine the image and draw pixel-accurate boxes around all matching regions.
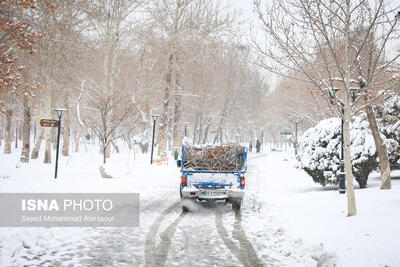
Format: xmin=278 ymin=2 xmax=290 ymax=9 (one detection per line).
xmin=152 ymin=115 xmax=159 ymax=121
xmin=54 ymin=108 xmax=67 ymax=119
xmin=350 ymin=88 xmax=358 ymax=102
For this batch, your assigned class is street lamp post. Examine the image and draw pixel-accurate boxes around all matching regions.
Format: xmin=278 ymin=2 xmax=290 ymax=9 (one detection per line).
xmin=184 ymin=122 xmax=188 ymax=137
xmin=54 ymin=108 xmax=66 ymax=179
xmin=290 ymin=118 xmax=303 ymax=156
xmin=150 ymin=115 xmax=158 ymax=164
xmin=332 ymin=88 xmax=358 ymax=194
xmin=338 ymin=115 xmax=346 ymax=194
xmin=295 ymin=122 xmax=298 ymax=154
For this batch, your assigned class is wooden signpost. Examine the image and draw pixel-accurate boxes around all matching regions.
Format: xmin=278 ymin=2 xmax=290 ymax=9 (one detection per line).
xmin=40 ymin=119 xmax=58 ymax=127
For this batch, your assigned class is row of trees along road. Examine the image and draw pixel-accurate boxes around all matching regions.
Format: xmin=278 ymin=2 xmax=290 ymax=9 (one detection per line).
xmin=253 ymin=0 xmax=400 ymax=216
xmin=1 ymin=0 xmax=400 ymax=218
xmin=0 ymin=0 xmax=268 ymax=164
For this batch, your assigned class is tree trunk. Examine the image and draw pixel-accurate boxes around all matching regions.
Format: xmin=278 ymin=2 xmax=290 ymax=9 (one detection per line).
xmin=33 ymin=124 xmax=36 ymax=143
xmin=105 ymin=142 xmax=111 ymax=158
xmin=192 ymin=112 xmax=199 ymax=144
xmin=0 ymin=121 xmax=2 ymax=147
xmin=103 ymin=143 xmax=107 ymax=164
xmin=158 ymin=53 xmax=173 ymax=156
xmin=44 ymin=86 xmax=52 ymax=163
xmin=173 ymin=72 xmax=182 ymax=148
xmin=31 ymin=124 xmax=44 ymax=159
xmin=62 ymin=116 xmax=70 ymax=156
xmin=103 ymin=131 xmax=108 ymax=164
xmin=213 ymin=127 xmax=221 ymax=144
xmin=20 ymin=95 xmax=31 ymax=162
xmin=15 ymin=122 xmax=18 ymax=149
xmin=62 ymin=90 xmax=70 ymax=156
xmin=102 ymin=6 xmax=120 ymax=160
xmin=52 ymin=125 xmax=57 ymax=150
xmin=343 ymin=103 xmax=357 ymax=216
xmin=3 ymin=109 xmax=12 ymax=154
xmin=344 ymin=0 xmax=356 ymax=217
xmin=365 ymin=105 xmax=391 ymax=189
xmin=75 ymin=126 xmax=83 ymax=152
xmin=202 ymin=122 xmax=210 ymax=144
xmin=158 ymin=119 xmax=167 ymax=156
xmin=44 ymin=128 xmax=51 ymax=163
xmin=197 ymin=113 xmax=203 ymax=145
xmin=0 ymin=117 xmax=3 ymax=146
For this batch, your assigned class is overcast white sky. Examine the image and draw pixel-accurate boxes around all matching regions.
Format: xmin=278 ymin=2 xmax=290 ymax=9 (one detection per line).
xmin=222 ymin=0 xmax=277 ymax=89
xmin=229 ymin=0 xmax=254 ymax=19
xmin=224 ymin=0 xmax=400 ymax=90
xmin=227 ymin=0 xmax=400 ymax=19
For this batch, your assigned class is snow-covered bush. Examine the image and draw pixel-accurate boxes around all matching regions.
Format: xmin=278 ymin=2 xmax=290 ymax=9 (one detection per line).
xmin=376 ymin=95 xmax=400 ymax=170
xmin=297 ymin=117 xmax=378 ymax=188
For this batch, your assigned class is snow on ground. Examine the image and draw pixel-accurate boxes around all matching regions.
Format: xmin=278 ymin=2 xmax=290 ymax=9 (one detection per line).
xmin=255 ymin=151 xmax=400 ymax=267
xmin=0 ymin=144 xmax=179 ymax=266
xmin=0 ymin=142 xmax=399 ymax=266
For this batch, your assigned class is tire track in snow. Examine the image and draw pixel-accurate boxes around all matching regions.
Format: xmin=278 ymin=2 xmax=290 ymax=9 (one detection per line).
xmin=215 ymin=209 xmax=244 ymax=262
xmin=215 ymin=209 xmax=264 ymax=267
xmin=143 ymin=153 xmax=268 ymax=266
xmin=153 ymin=211 xmax=187 ymax=266
xmin=144 ymin=200 xmax=181 ymax=267
xmin=232 ymin=211 xmax=264 ymax=267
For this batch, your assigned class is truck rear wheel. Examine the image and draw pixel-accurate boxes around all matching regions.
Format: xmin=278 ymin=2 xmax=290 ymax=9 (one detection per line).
xmin=180 ymin=186 xmax=192 ymax=212
xmin=181 ymin=199 xmax=194 ymax=212
xmin=182 ymin=204 xmax=189 ymax=212
xmin=231 ymin=199 xmax=242 ymax=210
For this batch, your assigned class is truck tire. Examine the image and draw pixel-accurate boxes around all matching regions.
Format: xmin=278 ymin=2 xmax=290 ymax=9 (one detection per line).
xmin=182 ymin=204 xmax=189 ymax=212
xmin=180 ymin=186 xmax=191 ymax=212
xmin=181 ymin=199 xmax=193 ymax=212
xmin=231 ymin=199 xmax=242 ymax=210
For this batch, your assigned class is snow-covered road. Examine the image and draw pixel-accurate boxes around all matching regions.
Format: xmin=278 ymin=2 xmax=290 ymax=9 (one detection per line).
xmin=8 ymin=149 xmax=400 ymax=266
xmin=0 ymin=151 xmax=331 ymax=266
xmin=43 ymin=152 xmax=322 ymax=267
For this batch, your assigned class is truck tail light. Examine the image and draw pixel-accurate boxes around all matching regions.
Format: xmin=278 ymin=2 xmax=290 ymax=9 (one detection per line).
xmin=181 ymin=176 xmax=187 ymax=186
xmin=240 ymin=177 xmax=245 ymax=187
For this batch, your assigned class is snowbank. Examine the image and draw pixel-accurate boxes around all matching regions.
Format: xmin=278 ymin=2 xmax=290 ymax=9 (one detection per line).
xmin=255 ymin=151 xmax=400 ymax=267
xmin=0 ymin=146 xmax=179 ymax=266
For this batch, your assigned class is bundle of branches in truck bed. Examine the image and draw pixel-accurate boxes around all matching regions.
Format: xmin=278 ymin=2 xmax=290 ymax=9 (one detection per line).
xmin=183 ymin=144 xmax=245 ymax=171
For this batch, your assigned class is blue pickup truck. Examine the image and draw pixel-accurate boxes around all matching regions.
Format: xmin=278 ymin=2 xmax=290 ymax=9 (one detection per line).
xmin=178 ymin=145 xmax=247 ymax=212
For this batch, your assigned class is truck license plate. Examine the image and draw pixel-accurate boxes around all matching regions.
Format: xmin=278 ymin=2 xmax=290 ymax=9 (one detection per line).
xmin=203 ymin=190 xmax=224 ymax=196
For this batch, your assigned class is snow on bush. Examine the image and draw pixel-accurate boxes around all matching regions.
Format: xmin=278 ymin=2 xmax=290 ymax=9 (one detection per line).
xmin=297 ymin=117 xmax=378 ymax=188
xmin=376 ymin=95 xmax=400 ymax=170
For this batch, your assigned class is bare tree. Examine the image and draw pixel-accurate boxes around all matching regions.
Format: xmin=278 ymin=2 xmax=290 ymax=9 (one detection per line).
xmin=77 ymin=80 xmax=137 ymax=164
xmin=253 ymin=0 xmax=400 ymax=216
xmin=85 ymin=0 xmax=143 ymax=157
xmin=146 ymin=0 xmax=235 ymax=154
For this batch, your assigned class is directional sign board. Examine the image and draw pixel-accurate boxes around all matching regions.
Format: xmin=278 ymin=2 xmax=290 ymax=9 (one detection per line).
xmin=40 ymin=119 xmax=58 ymax=127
